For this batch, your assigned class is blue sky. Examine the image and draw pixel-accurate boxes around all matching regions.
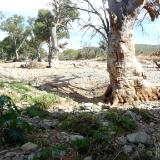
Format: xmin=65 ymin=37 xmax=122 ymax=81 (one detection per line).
xmin=0 ymin=0 xmax=160 ymax=49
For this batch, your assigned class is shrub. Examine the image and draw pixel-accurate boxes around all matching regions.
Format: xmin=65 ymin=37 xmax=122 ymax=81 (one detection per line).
xmin=130 ymin=108 xmax=150 ymax=122
xmin=34 ymin=144 xmax=66 ymax=160
xmin=71 ymin=138 xmax=90 ymax=154
xmin=106 ymin=111 xmax=137 ymax=133
xmin=0 ymin=95 xmax=32 ymax=144
xmin=25 ymin=104 xmax=49 ymax=119
xmin=92 ymin=127 xmax=109 ymax=143
xmin=120 ymin=114 xmax=137 ymax=131
xmin=28 ymin=94 xmax=59 ymax=109
xmin=59 ymin=49 xmax=79 ymax=60
xmin=9 ymin=82 xmax=30 ymax=93
xmin=0 ymin=81 xmax=5 ymax=88
xmin=20 ymin=60 xmax=46 ymax=69
xmin=60 ymin=113 xmax=102 ymax=136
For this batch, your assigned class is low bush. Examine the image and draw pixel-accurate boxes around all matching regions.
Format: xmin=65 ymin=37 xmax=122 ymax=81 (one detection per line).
xmin=25 ymin=104 xmax=49 ymax=118
xmin=130 ymin=108 xmax=150 ymax=122
xmin=0 ymin=95 xmax=32 ymax=145
xmin=33 ymin=144 xmax=67 ymax=160
xmin=28 ymin=94 xmax=59 ymax=109
xmin=71 ymin=138 xmax=90 ymax=154
xmin=9 ymin=81 xmax=31 ymax=93
xmin=0 ymin=81 xmax=5 ymax=88
xmin=106 ymin=111 xmax=137 ymax=133
xmin=60 ymin=113 xmax=102 ymax=136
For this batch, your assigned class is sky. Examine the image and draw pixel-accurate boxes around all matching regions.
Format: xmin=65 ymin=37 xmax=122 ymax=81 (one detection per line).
xmin=0 ymin=0 xmax=160 ymax=49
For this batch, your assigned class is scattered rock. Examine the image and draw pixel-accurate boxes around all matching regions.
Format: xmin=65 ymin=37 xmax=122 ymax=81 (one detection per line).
xmin=127 ymin=132 xmax=151 ymax=144
xmin=21 ymin=142 xmax=38 ymax=152
xmin=117 ymin=136 xmax=127 ymax=145
xmin=123 ymin=145 xmax=133 ymax=154
xmin=83 ymin=156 xmax=93 ymax=160
xmin=84 ymin=103 xmax=94 ymax=108
xmin=40 ymin=119 xmax=58 ymax=129
xmin=70 ymin=135 xmax=84 ymax=141
xmin=5 ymin=152 xmax=16 ymax=157
xmin=150 ymin=122 xmax=155 ymax=127
xmin=97 ymin=102 xmax=104 ymax=107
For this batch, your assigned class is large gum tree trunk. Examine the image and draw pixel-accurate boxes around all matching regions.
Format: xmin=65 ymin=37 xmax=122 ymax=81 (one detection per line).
xmin=15 ymin=49 xmax=19 ymax=61
xmin=48 ymin=25 xmax=59 ymax=68
xmin=105 ymin=0 xmax=160 ymax=105
xmin=36 ymin=45 xmax=42 ymax=62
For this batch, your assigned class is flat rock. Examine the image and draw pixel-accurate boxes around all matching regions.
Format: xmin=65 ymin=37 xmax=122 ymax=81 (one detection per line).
xmin=127 ymin=132 xmax=151 ymax=144
xmin=21 ymin=142 xmax=38 ymax=152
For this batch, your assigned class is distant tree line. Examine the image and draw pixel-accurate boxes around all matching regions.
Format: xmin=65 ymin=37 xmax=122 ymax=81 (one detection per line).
xmin=0 ymin=0 xmax=79 ymax=67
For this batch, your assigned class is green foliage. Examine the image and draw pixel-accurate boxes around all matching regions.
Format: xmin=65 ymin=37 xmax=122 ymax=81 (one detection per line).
xmin=0 ymin=81 xmax=5 ymax=88
xmin=60 ymin=47 xmax=106 ymax=60
xmin=0 ymin=14 xmax=31 ymax=61
xmin=28 ymin=94 xmax=59 ymax=109
xmin=9 ymin=82 xmax=31 ymax=93
xmin=25 ymin=104 xmax=49 ymax=119
xmin=130 ymin=108 xmax=150 ymax=122
xmin=135 ymin=44 xmax=160 ymax=54
xmin=59 ymin=49 xmax=79 ymax=60
xmin=34 ymin=9 xmax=52 ymax=42
xmin=60 ymin=113 xmax=102 ymax=136
xmin=71 ymin=138 xmax=90 ymax=154
xmin=106 ymin=111 xmax=137 ymax=133
xmin=34 ymin=144 xmax=66 ymax=160
xmin=92 ymin=127 xmax=109 ymax=143
xmin=120 ymin=114 xmax=137 ymax=131
xmin=0 ymin=95 xmax=32 ymax=144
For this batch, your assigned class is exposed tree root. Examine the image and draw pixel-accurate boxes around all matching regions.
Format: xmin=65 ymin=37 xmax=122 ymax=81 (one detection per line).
xmin=104 ymin=85 xmax=160 ymax=106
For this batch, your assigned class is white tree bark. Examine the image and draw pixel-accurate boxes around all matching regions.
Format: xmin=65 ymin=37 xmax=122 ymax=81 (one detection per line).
xmin=48 ymin=25 xmax=59 ymax=68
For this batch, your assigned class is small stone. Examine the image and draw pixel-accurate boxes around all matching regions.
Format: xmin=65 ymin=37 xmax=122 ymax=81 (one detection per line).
xmin=117 ymin=136 xmax=127 ymax=145
xmin=84 ymin=103 xmax=94 ymax=108
xmin=83 ymin=156 xmax=93 ymax=160
xmin=97 ymin=102 xmax=104 ymax=107
xmin=123 ymin=145 xmax=133 ymax=154
xmin=32 ymin=116 xmax=40 ymax=120
xmin=70 ymin=135 xmax=84 ymax=141
xmin=40 ymin=119 xmax=58 ymax=129
xmin=21 ymin=142 xmax=38 ymax=152
xmin=150 ymin=122 xmax=155 ymax=127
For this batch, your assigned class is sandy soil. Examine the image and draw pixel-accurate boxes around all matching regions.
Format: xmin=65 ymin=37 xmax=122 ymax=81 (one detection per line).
xmin=0 ymin=60 xmax=159 ymax=103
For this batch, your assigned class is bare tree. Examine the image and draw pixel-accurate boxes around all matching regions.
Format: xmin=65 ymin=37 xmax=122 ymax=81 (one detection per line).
xmin=74 ymin=0 xmax=160 ymax=105
xmin=70 ymin=0 xmax=109 ymax=45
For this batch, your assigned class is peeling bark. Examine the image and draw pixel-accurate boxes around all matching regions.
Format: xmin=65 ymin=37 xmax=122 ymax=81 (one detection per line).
xmin=105 ymin=0 xmax=160 ymax=105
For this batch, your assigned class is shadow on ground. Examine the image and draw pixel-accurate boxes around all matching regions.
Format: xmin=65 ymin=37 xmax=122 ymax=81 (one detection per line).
xmin=37 ymin=75 xmax=108 ymax=103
